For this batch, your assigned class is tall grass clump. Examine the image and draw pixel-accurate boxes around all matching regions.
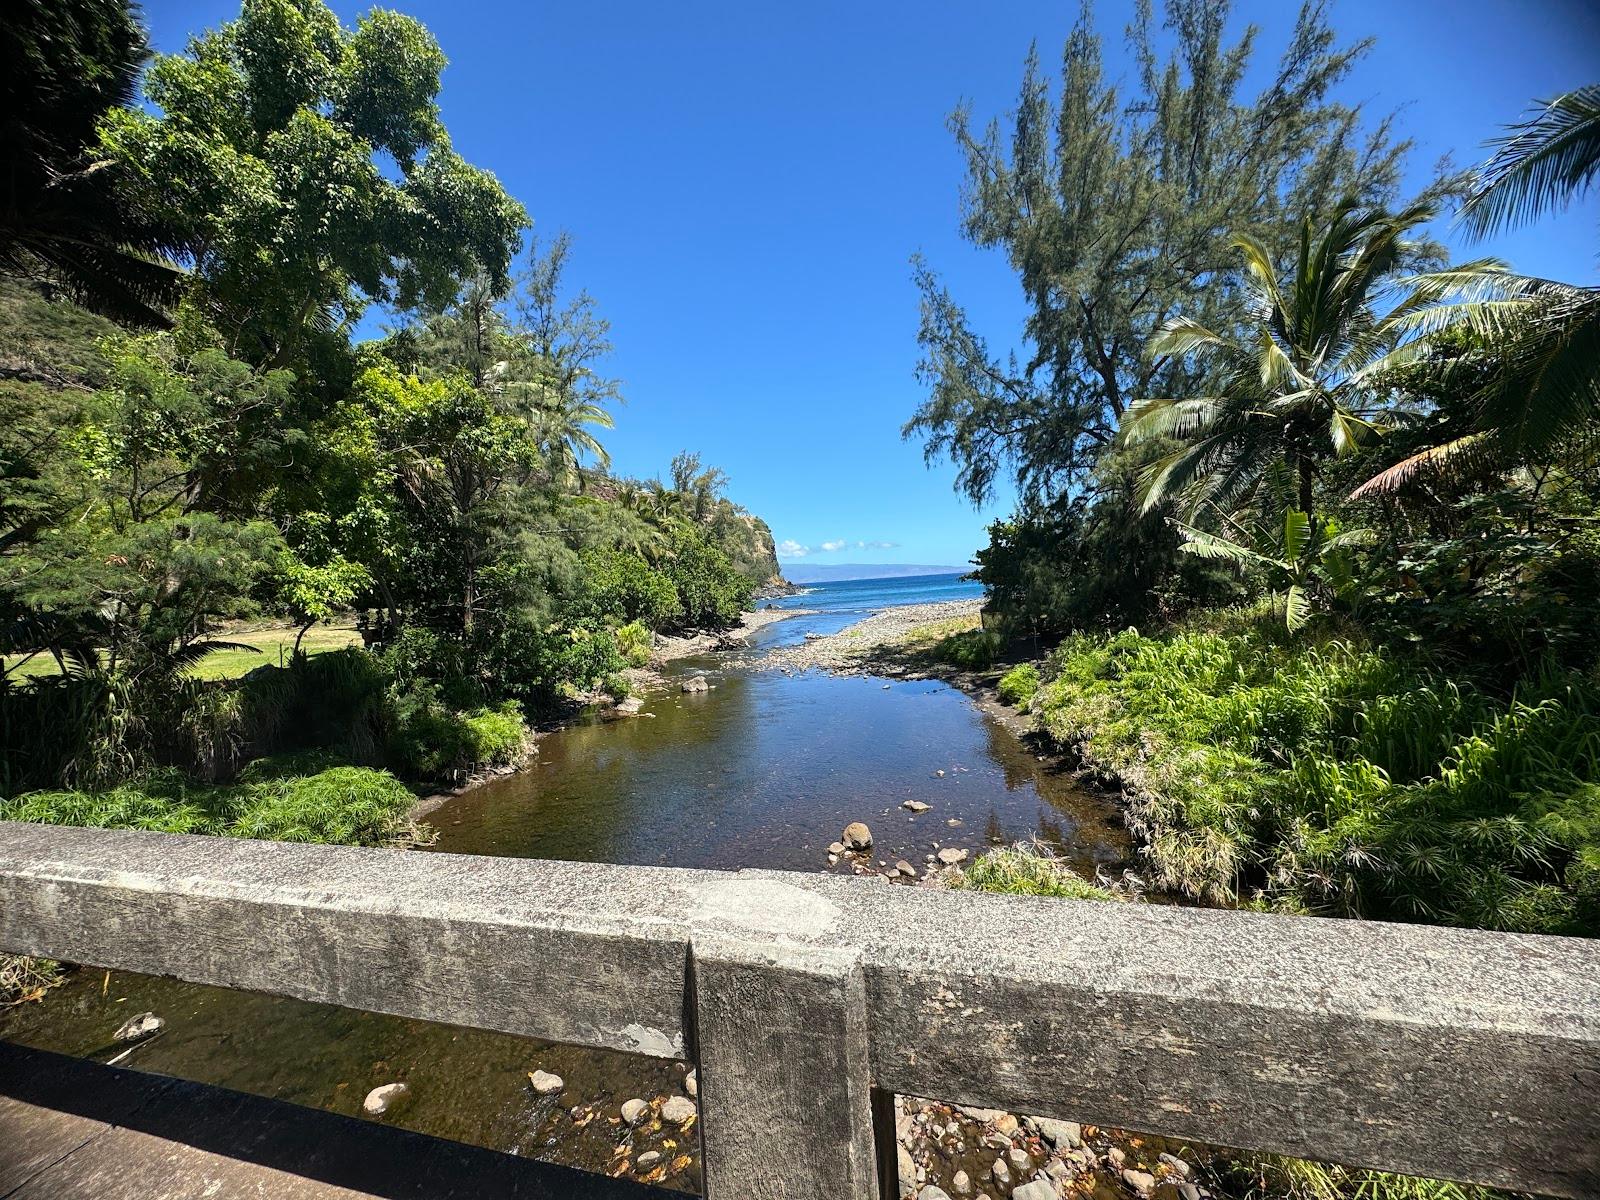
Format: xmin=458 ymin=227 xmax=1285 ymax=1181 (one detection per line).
xmin=952 ymin=843 xmax=1122 ymax=902
xmin=0 ymin=765 xmax=420 ymax=848
xmin=997 ymin=663 xmax=1040 ymax=708
xmin=1032 ymin=606 xmax=1600 ymax=933
xmin=1229 ymin=1154 xmax=1507 ymax=1200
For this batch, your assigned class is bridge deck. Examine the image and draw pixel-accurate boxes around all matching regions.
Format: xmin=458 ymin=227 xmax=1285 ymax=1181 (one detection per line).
xmin=0 ymin=1041 xmax=671 ymax=1200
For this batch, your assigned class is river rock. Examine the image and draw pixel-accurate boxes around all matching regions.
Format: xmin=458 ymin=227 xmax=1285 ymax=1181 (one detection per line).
xmin=990 ymin=1155 xmax=1011 ymax=1184
xmin=936 ymin=847 xmax=968 ymax=865
xmin=902 ymin=799 xmax=931 ymax=812
xmin=828 ymin=841 xmax=846 ymax=855
xmin=113 ymin=1011 xmax=165 ymax=1042
xmin=897 ymin=1146 xmax=916 ymax=1196
xmin=637 ymin=1151 xmax=662 ymax=1167
xmin=1159 ymin=1152 xmax=1192 ymax=1178
xmin=894 ymin=859 xmax=917 ymax=877
xmin=1012 ymin=1182 xmax=1055 ymax=1200
xmin=917 ymin=1188 xmax=952 ymax=1200
xmin=681 ymin=676 xmax=709 ymax=693
xmin=842 ymin=821 xmax=872 ymax=850
xmin=614 ymin=696 xmax=644 ymax=715
xmin=1122 ymin=1168 xmax=1156 ymax=1194
xmin=1177 ymin=1184 xmax=1202 ymax=1200
xmin=528 ymin=1069 xmax=564 ymax=1095
xmin=1006 ymin=1147 xmax=1031 ymax=1170
xmin=621 ymin=1098 xmax=650 ymax=1125
xmin=362 ymin=1082 xmax=409 ymax=1115
xmin=1033 ymin=1117 xmax=1082 ymax=1149
xmin=684 ymin=1068 xmax=697 ymax=1098
xmin=951 ymin=1170 xmax=971 ymax=1195
xmin=661 ymin=1095 xmax=696 ymax=1124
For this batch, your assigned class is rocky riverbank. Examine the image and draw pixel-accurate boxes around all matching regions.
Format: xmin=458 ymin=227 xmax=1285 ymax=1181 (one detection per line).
xmin=743 ymin=598 xmax=983 ymax=675
xmin=894 ymin=1095 xmax=1214 ymax=1200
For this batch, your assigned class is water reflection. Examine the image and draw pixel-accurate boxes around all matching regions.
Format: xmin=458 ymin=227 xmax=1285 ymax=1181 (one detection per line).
xmin=0 ymin=646 xmax=1127 ymax=1189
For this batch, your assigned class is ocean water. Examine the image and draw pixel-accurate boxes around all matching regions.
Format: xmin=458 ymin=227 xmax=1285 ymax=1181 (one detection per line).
xmin=756 ymin=571 xmax=985 ymax=647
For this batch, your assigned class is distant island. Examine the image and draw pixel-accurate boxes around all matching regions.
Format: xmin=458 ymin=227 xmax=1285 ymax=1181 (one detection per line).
xmin=783 ymin=563 xmax=967 ymax=583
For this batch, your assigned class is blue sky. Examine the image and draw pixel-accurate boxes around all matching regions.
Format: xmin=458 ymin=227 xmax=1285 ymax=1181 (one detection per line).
xmin=143 ymin=0 xmax=1600 ymax=569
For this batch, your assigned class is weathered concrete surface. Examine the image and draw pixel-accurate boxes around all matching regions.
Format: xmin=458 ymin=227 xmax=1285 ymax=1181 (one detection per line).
xmin=2 ymin=824 xmax=1599 ymax=1197
xmin=691 ymin=874 xmax=879 ymax=1199
xmin=0 ymin=1041 xmax=674 ymax=1199
xmin=0 ymin=822 xmax=703 ymax=1059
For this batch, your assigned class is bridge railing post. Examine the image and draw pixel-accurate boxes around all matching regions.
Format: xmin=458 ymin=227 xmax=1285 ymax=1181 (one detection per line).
xmin=691 ymin=932 xmax=880 ymax=1200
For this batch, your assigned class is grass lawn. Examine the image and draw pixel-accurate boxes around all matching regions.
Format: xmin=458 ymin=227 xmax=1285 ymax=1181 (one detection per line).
xmin=3 ymin=624 xmax=363 ymax=682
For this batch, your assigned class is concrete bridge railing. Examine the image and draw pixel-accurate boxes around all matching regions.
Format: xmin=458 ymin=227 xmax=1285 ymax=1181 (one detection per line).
xmin=1 ymin=821 xmax=1597 ymax=1199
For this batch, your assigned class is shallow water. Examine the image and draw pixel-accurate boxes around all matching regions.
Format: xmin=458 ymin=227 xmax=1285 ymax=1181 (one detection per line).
xmin=1 ymin=577 xmax=1129 ymax=1191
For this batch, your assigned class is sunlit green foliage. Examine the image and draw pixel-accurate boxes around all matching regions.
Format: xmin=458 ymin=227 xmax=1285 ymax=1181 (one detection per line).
xmin=996 ymin=663 xmax=1039 ymax=708
xmin=953 ymin=844 xmax=1120 ymax=902
xmin=1032 ymin=609 xmax=1600 ymax=933
xmin=0 ymin=763 xmax=419 ymax=846
xmin=97 ymin=0 xmax=527 ymax=367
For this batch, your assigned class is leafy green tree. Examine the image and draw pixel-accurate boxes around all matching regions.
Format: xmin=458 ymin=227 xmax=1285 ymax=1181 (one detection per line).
xmin=662 ymin=527 xmax=752 ymax=629
xmin=1121 ymin=202 xmax=1436 ymax=515
xmin=0 ymin=0 xmax=184 ymax=324
xmin=98 ymin=0 xmax=527 ymax=367
xmin=346 ymin=364 xmax=538 ymax=632
xmin=906 ymin=0 xmax=1416 ymax=507
xmin=670 ymin=450 xmax=731 ymax=521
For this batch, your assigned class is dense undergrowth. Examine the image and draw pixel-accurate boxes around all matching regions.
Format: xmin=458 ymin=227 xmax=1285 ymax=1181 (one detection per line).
xmin=1010 ymin=605 xmax=1599 ymax=935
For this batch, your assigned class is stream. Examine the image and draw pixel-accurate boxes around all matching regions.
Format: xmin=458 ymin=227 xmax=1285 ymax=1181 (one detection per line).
xmin=0 ymin=575 xmax=1133 ymax=1193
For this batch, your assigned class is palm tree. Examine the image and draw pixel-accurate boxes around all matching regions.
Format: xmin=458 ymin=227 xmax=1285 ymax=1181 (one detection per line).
xmin=0 ymin=0 xmax=184 ymax=325
xmin=1353 ymin=86 xmax=1600 ymax=496
xmin=1174 ymin=507 xmax=1372 ymax=630
xmin=1121 ymin=202 xmax=1435 ymax=515
xmin=533 ymin=389 xmax=613 ymax=484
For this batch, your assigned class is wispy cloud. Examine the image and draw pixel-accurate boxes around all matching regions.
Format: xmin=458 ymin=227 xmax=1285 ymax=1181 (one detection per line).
xmin=777 ymin=537 xmax=898 ymax=559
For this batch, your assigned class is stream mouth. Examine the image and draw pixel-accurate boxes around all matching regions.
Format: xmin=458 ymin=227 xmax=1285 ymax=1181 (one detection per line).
xmin=1 ymin=581 xmax=1132 ymax=1192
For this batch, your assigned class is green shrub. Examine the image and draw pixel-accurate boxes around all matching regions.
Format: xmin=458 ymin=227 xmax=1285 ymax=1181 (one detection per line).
xmin=935 ymin=628 xmax=1001 ymax=670
xmin=953 ymin=844 xmax=1120 ymax=901
xmin=578 ymin=549 xmax=681 ymax=630
xmin=662 ymin=528 xmax=752 ymax=629
xmin=1031 ymin=608 xmax=1600 ymax=933
xmin=387 ymin=691 xmax=526 ymax=779
xmin=996 ymin=663 xmax=1040 ymax=708
xmin=615 ymin=620 xmax=653 ymax=668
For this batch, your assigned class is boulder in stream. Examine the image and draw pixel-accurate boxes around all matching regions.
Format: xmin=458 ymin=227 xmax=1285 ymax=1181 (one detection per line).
xmin=621 ymin=1098 xmax=650 ymax=1125
xmin=681 ymin=676 xmax=709 ymax=693
xmin=902 ymin=800 xmax=931 ymax=812
xmin=528 ymin=1069 xmax=564 ymax=1095
xmin=661 ymin=1095 xmax=696 ymax=1124
xmin=842 ymin=821 xmax=873 ymax=851
xmin=362 ymin=1082 xmax=410 ymax=1116
xmin=113 ymin=1011 xmax=165 ymax=1043
xmin=936 ymin=847 xmax=969 ymax=866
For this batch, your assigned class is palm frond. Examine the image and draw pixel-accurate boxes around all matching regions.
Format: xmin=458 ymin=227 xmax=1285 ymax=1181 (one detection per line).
xmin=1118 ymin=396 xmax=1220 ymax=445
xmin=1147 ymin=317 xmax=1229 ymax=359
xmin=1172 ymin=521 xmax=1279 ymax=568
xmin=1460 ymin=85 xmax=1600 ymax=237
